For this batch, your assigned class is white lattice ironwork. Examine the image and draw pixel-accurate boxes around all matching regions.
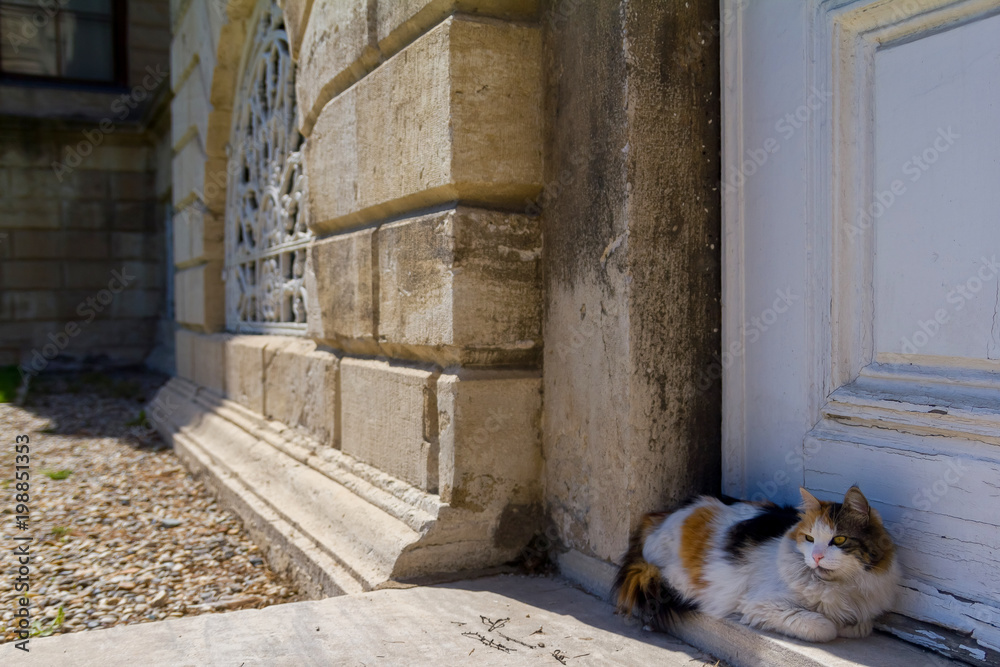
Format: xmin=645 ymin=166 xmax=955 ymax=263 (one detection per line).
xmin=224 ymin=0 xmax=309 ymax=334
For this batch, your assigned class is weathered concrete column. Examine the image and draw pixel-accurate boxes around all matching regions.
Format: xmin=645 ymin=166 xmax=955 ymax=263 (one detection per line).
xmin=542 ymin=0 xmax=722 ymax=592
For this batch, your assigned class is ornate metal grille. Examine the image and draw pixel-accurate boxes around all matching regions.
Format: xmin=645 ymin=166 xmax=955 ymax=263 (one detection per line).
xmin=224 ymin=0 xmax=309 ymax=334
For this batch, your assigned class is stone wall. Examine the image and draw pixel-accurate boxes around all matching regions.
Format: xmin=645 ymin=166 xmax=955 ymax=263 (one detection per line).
xmin=161 ymin=0 xmax=549 ymax=593
xmin=163 ymin=0 xmax=722 ymax=596
xmin=541 ymin=0 xmax=722 ymax=592
xmin=0 ymin=0 xmax=173 ymax=373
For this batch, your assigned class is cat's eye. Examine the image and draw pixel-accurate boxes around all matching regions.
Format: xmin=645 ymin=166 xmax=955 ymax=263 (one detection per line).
xmin=832 ymin=536 xmax=847 ymax=546
xmin=804 ymin=535 xmax=814 ymax=542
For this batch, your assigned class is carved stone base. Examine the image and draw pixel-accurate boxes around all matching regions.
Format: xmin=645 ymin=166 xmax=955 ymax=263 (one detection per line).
xmin=150 ymin=377 xmax=536 ymax=597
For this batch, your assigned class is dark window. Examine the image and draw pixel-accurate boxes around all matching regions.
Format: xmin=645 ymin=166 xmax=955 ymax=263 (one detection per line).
xmin=0 ymin=0 xmax=125 ymax=85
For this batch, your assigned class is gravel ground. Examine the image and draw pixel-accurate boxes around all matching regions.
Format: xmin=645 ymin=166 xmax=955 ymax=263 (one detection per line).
xmin=0 ymin=370 xmax=302 ymax=642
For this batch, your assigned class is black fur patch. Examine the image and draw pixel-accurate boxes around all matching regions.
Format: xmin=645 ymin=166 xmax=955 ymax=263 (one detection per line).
xmin=613 ymin=515 xmax=698 ymax=631
xmin=829 ymin=501 xmax=890 ymax=569
xmin=724 ymin=504 xmax=800 ymax=561
xmin=639 ymin=578 xmax=698 ymax=631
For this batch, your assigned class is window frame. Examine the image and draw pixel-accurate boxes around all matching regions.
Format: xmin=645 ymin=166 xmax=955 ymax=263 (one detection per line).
xmin=0 ymin=0 xmax=128 ymax=87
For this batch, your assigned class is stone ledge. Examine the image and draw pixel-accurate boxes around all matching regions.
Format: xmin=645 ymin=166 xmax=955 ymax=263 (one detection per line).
xmin=150 ymin=376 xmax=542 ymax=597
xmin=670 ymin=613 xmax=959 ymax=667
xmin=1 ymin=575 xmax=717 ymax=666
xmin=556 ymin=548 xmax=961 ymax=667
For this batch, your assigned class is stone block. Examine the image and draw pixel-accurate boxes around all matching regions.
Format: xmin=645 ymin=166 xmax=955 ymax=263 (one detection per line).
xmin=62 ymin=201 xmax=109 ymax=230
xmin=282 ymin=0 xmax=315 ymax=61
xmin=112 ymin=201 xmax=155 ymax=231
xmin=171 ymin=66 xmax=210 ymax=163
xmin=12 ymin=231 xmax=109 ymax=260
xmin=264 ymin=338 xmax=338 ymax=446
xmin=173 ymin=206 xmax=223 ymax=266
xmin=225 ymin=336 xmax=275 ymax=414
xmin=2 ymin=291 xmax=57 ymax=321
xmin=110 ymin=171 xmax=155 ymax=203
xmin=9 ymin=168 xmax=108 ymax=200
xmin=61 ymin=261 xmax=117 ymax=289
xmin=192 ymin=332 xmax=227 ymax=395
xmin=436 ymin=370 xmax=542 ymax=516
xmin=0 ymin=261 xmax=62 ymax=289
xmin=305 ymin=228 xmax=376 ymax=344
xmin=174 ymin=328 xmax=197 ymax=383
xmin=111 ymin=232 xmax=148 ymax=260
xmin=172 ymin=138 xmax=206 ymax=209
xmin=340 ymin=358 xmax=438 ymax=491
xmin=378 ymin=207 xmax=541 ymax=362
xmin=264 ymin=338 xmax=316 ymax=424
xmin=73 ymin=144 xmax=151 ymax=173
xmin=295 ymin=0 xmax=374 ymax=132
xmin=306 ymin=17 xmax=543 ymax=233
xmin=0 ymin=199 xmax=60 ymax=229
xmin=376 ymin=0 xmax=540 ymax=55
xmin=207 ymin=18 xmax=247 ymax=110
xmin=174 ymin=260 xmax=224 ymax=331
xmin=108 ymin=289 xmax=165 ymax=320
xmin=68 ymin=171 xmax=112 ymax=200
xmin=170 ymin=0 xmax=217 ymax=96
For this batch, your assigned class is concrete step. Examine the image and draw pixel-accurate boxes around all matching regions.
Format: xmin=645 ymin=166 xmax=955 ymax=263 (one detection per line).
xmin=2 ymin=575 xmax=720 ymax=666
xmin=4 ymin=574 xmax=968 ymax=666
xmin=673 ymin=612 xmax=962 ymax=667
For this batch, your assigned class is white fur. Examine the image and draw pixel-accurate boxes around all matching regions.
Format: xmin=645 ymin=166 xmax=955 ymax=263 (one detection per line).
xmin=642 ymin=497 xmax=900 ymax=643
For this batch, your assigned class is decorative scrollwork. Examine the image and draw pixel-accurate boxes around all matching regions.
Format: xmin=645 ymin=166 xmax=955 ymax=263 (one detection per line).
xmin=224 ymin=0 xmax=310 ymax=333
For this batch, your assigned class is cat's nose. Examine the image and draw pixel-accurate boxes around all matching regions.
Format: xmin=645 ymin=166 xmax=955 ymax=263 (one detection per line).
xmin=813 ymin=552 xmax=825 ymax=565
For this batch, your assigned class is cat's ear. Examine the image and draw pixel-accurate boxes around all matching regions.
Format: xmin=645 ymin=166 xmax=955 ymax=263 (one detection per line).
xmin=799 ymin=487 xmax=821 ymax=512
xmin=844 ymin=486 xmax=870 ymax=521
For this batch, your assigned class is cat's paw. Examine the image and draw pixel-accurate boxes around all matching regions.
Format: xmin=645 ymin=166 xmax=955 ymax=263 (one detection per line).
xmin=791 ymin=615 xmax=838 ymax=643
xmin=838 ymin=620 xmax=873 ymax=638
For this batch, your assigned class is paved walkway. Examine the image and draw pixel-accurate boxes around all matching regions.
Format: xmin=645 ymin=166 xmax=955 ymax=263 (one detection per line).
xmin=3 ymin=574 xmax=722 ymax=666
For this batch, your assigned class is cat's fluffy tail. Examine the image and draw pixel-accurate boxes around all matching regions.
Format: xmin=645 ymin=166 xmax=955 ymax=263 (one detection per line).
xmin=612 ymin=512 xmax=696 ymax=631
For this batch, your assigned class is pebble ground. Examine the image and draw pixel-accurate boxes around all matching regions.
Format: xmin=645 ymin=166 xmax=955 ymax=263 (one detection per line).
xmin=0 ymin=370 xmax=302 ymax=642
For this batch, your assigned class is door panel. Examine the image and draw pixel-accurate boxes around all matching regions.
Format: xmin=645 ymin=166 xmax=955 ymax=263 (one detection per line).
xmin=723 ymin=0 xmax=1000 ymax=661
xmin=874 ymin=12 xmax=1000 ymax=361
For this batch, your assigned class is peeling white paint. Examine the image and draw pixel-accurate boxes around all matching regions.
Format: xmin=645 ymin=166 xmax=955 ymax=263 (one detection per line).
xmin=959 ymin=645 xmax=987 ymax=660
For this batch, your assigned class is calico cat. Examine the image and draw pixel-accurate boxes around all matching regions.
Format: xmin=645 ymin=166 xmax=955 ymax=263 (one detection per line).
xmin=613 ymin=486 xmax=899 ymax=642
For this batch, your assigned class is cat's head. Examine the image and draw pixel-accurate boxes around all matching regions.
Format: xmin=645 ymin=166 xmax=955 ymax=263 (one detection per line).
xmin=791 ymin=486 xmax=895 ymax=580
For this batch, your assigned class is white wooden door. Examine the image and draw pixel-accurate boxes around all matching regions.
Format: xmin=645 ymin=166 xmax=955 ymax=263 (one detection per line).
xmin=722 ymin=0 xmax=1000 ymax=661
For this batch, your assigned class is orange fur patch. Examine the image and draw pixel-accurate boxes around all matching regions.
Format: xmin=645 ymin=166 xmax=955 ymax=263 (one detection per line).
xmin=616 ymin=561 xmax=661 ymax=612
xmin=679 ymin=505 xmax=717 ymax=592
xmin=614 ymin=512 xmax=669 ymax=613
xmin=791 ymin=502 xmax=835 ymax=541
